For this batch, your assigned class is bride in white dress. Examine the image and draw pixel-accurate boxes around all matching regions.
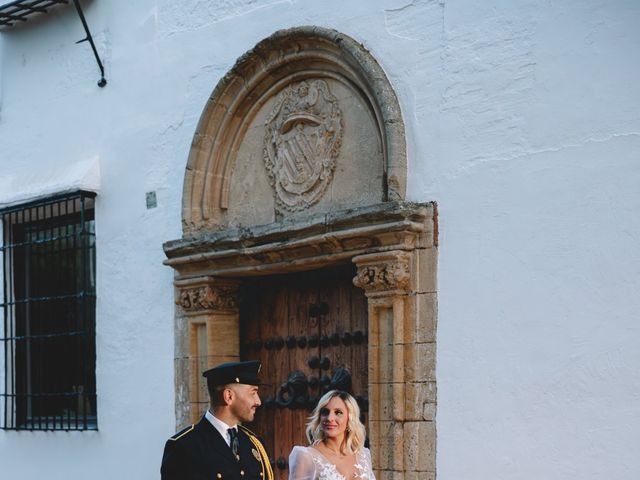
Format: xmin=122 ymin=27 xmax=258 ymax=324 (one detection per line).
xmin=288 ymin=390 xmax=375 ymax=480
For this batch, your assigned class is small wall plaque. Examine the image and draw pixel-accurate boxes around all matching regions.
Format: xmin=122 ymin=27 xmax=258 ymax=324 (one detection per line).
xmin=146 ymin=191 xmax=157 ymax=209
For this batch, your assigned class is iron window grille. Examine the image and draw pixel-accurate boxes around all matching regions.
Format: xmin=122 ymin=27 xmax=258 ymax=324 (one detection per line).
xmin=0 ymin=0 xmax=69 ymax=28
xmin=1 ymin=191 xmax=97 ymax=431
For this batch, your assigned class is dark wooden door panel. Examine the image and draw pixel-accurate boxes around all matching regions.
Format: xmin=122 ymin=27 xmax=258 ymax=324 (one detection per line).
xmin=240 ymin=264 xmax=367 ymax=480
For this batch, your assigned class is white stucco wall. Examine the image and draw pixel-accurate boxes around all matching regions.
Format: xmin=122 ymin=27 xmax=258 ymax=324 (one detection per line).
xmin=0 ymin=1 xmax=638 ymax=479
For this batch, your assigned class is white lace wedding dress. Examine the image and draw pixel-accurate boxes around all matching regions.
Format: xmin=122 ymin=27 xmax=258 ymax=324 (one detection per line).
xmin=288 ymin=446 xmax=376 ymax=480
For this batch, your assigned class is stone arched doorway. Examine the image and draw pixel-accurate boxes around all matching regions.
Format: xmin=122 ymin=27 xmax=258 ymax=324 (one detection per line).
xmin=163 ymin=27 xmax=437 ymax=480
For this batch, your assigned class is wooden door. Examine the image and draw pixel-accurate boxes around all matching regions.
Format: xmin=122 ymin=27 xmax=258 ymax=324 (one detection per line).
xmin=240 ymin=264 xmax=368 ymax=480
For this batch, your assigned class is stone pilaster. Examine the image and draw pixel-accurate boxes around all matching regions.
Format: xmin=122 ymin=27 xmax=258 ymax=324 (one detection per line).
xmin=174 ymin=277 xmax=241 ymax=425
xmin=353 ymin=246 xmax=436 ymax=479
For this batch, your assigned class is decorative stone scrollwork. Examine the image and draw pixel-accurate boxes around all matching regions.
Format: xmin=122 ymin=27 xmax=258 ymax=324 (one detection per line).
xmin=352 ymin=251 xmax=411 ymax=294
xmin=176 ymin=284 xmax=238 ymax=312
xmin=263 ymin=79 xmax=343 ymax=212
xmin=353 ymin=262 xmax=410 ymax=291
xmin=181 ymin=27 xmax=408 ymax=232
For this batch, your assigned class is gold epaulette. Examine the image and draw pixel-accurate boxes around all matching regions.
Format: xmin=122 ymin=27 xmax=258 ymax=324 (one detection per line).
xmin=169 ymin=424 xmax=194 ymax=441
xmin=238 ymin=425 xmax=258 ymax=438
xmin=239 ymin=426 xmax=274 ymax=480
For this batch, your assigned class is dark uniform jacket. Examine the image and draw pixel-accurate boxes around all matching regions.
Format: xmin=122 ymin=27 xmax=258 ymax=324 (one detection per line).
xmin=161 ymin=417 xmax=273 ymax=480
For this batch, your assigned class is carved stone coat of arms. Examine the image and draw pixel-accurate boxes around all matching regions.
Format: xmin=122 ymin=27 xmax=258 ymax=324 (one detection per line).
xmin=263 ymin=79 xmax=343 ymax=212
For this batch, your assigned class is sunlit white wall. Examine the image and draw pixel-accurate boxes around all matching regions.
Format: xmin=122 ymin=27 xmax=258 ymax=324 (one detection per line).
xmin=0 ymin=1 xmax=638 ymax=478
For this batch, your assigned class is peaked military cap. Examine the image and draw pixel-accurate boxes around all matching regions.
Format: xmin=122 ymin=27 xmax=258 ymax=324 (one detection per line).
xmin=202 ymin=360 xmax=264 ymax=386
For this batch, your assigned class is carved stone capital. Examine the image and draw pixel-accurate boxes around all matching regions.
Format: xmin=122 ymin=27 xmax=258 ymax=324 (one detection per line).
xmin=175 ymin=278 xmax=240 ymax=313
xmin=352 ymin=251 xmax=411 ymax=296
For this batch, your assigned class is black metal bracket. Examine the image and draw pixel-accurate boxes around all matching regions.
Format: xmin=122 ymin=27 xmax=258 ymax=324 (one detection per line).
xmin=0 ymin=0 xmax=106 ymax=87
xmin=71 ymin=0 xmax=106 ymax=87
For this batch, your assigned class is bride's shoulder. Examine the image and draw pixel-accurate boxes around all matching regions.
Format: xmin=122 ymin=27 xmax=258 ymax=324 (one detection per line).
xmin=291 ymin=445 xmax=312 ymax=451
xmin=289 ymin=445 xmax=319 ymax=470
xmin=290 ymin=445 xmax=314 ymax=457
xmin=359 ymin=447 xmax=372 ymax=460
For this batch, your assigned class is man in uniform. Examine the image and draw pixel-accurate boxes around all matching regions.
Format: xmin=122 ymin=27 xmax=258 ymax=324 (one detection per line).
xmin=161 ymin=360 xmax=274 ymax=480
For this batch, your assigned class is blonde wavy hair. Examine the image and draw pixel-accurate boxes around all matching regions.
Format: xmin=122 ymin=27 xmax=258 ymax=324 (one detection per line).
xmin=305 ymin=390 xmax=366 ymax=454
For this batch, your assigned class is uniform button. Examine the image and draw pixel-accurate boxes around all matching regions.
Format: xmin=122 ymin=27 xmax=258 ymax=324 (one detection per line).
xmin=240 ymin=470 xmax=245 ymax=476
xmin=217 ymin=474 xmax=222 ymax=479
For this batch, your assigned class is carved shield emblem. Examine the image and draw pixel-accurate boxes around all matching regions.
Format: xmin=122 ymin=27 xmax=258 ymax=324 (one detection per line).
xmin=263 ymin=79 xmax=343 ymax=212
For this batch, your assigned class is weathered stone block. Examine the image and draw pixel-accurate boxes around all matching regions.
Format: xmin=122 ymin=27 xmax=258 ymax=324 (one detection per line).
xmin=204 ymin=354 xmax=239 ymax=368
xmin=404 ymin=343 xmax=436 ymax=382
xmin=405 ymin=471 xmax=435 ymax=480
xmin=206 ymin=313 xmax=240 ymax=356
xmin=405 ymin=381 xmax=437 ymax=421
xmin=369 ymin=345 xmax=394 ymax=384
xmin=404 ymin=292 xmax=437 ymax=344
xmin=403 ymin=421 xmax=436 ymax=472
xmin=369 ymin=383 xmax=406 ymax=421
xmin=422 ymin=403 xmax=436 ymax=422
xmin=369 ymin=421 xmax=404 ymax=471
xmin=392 ymin=382 xmax=407 ymax=421
xmin=174 ymin=356 xmax=191 ymax=428
xmin=369 ymin=303 xmax=395 ymax=347
xmin=189 ymin=401 xmax=208 ymax=421
xmin=413 ymin=247 xmax=437 ymax=293
xmin=368 ymin=383 xmax=389 ymax=421
xmin=377 ymin=470 xmax=406 ymax=480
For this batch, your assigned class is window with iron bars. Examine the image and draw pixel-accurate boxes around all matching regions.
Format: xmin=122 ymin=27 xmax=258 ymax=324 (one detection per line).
xmin=1 ymin=191 xmax=97 ymax=430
